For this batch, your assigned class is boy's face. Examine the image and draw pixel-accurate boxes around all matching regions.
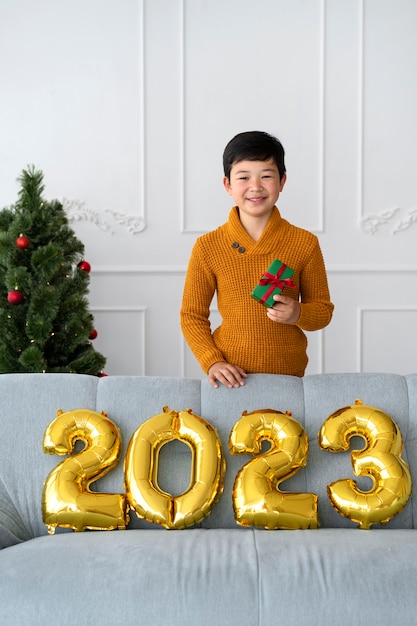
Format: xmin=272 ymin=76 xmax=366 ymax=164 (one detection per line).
xmin=223 ymin=158 xmax=286 ymax=221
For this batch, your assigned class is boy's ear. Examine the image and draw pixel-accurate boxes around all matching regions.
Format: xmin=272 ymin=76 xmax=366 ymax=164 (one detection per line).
xmin=223 ymin=176 xmax=233 ymax=195
xmin=280 ymin=173 xmax=287 ymax=191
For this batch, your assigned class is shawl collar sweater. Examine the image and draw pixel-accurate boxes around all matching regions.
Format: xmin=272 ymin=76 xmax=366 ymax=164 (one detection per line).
xmin=180 ymin=206 xmax=333 ymax=376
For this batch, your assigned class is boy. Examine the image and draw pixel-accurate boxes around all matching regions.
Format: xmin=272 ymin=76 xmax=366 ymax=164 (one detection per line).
xmin=180 ymin=131 xmax=333 ymax=389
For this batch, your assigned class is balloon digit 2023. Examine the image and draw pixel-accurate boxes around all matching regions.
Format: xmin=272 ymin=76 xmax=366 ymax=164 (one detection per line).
xmin=42 ymin=403 xmax=412 ymax=532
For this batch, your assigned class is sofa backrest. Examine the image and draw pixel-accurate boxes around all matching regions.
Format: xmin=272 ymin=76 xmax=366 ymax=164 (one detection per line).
xmin=0 ymin=372 xmax=416 ymax=547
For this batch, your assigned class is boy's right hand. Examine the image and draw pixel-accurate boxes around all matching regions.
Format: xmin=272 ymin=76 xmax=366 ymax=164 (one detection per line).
xmin=208 ymin=362 xmax=247 ymax=389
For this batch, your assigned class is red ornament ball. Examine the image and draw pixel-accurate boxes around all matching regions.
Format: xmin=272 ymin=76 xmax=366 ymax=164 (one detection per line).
xmin=89 ymin=329 xmax=98 ymax=340
xmin=16 ymin=235 xmax=30 ymax=249
xmin=7 ymin=290 xmax=25 ymax=305
xmin=78 ymin=260 xmax=91 ymax=273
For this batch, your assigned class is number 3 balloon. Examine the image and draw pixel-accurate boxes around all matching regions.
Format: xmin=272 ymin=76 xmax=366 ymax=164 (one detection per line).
xmin=318 ymin=400 xmax=412 ymax=529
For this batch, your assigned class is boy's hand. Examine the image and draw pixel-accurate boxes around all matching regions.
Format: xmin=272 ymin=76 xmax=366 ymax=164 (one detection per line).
xmin=267 ymin=294 xmax=300 ymax=324
xmin=208 ymin=362 xmax=247 ymax=389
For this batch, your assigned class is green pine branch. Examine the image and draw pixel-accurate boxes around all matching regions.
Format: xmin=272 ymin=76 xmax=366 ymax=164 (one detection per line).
xmin=0 ymin=167 xmax=107 ymax=375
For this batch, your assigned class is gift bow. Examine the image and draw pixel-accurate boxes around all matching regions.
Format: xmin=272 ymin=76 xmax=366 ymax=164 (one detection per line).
xmin=259 ymin=264 xmax=296 ymax=304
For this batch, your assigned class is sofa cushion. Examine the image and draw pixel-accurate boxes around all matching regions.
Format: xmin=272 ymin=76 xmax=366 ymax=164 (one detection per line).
xmin=0 ymin=529 xmax=260 ymax=625
xmin=303 ymin=373 xmax=413 ymax=529
xmin=200 ymin=374 xmax=305 ymax=529
xmin=94 ymin=375 xmax=202 ymax=529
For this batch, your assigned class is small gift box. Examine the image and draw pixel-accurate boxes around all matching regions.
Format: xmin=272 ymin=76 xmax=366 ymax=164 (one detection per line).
xmin=251 ymin=259 xmax=295 ymax=307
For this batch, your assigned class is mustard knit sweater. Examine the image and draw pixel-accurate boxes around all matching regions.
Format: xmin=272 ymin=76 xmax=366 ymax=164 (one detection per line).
xmin=180 ymin=206 xmax=334 ymax=377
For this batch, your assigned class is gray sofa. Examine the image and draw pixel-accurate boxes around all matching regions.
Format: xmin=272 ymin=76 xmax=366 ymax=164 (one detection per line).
xmin=1 ymin=372 xmax=417 ymax=625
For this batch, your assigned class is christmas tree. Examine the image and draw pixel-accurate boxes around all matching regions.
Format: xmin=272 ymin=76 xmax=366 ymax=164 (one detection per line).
xmin=0 ymin=166 xmax=106 ymax=375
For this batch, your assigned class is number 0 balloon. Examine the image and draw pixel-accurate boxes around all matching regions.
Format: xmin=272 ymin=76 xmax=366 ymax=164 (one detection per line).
xmin=124 ymin=407 xmax=225 ymax=529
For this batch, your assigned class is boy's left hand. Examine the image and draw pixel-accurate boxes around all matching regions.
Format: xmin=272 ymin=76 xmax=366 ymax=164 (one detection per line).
xmin=267 ymin=294 xmax=300 ymax=325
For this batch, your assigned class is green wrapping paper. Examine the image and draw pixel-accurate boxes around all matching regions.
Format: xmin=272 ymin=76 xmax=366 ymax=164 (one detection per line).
xmin=251 ymin=259 xmax=295 ymax=307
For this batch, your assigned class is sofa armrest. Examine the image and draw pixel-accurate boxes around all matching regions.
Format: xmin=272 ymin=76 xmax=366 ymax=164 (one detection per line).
xmin=0 ymin=480 xmax=32 ymax=549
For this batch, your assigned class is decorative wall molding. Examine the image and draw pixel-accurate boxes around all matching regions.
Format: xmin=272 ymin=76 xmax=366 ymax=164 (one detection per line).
xmin=360 ymin=207 xmax=400 ymax=235
xmin=360 ymin=206 xmax=417 ymax=235
xmin=89 ymin=265 xmax=417 ymax=275
xmin=392 ymin=207 xmax=417 ymax=235
xmin=105 ymin=210 xmax=146 ymax=234
xmin=62 ymin=199 xmax=146 ymax=235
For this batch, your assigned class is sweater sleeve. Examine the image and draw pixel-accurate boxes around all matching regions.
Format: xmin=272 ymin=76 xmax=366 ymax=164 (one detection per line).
xmin=180 ymin=241 xmax=225 ymax=373
xmin=296 ymin=240 xmax=334 ymax=331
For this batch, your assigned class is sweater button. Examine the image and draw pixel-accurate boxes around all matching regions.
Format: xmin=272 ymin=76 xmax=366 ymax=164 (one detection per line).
xmin=238 ymin=246 xmax=245 ymax=253
xmin=232 ymin=242 xmax=239 ymax=248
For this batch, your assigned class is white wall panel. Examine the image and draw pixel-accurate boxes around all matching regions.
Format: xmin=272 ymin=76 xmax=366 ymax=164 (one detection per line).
xmin=324 ymin=270 xmax=417 ymax=374
xmin=356 ymin=0 xmax=417 ymax=264
xmin=360 ymin=308 xmax=417 ymax=374
xmin=0 ymin=0 xmax=144 ymax=227
xmin=92 ymin=307 xmax=146 ymax=376
xmin=89 ymin=269 xmax=188 ymax=378
xmin=361 ymin=0 xmax=417 ymax=218
xmin=182 ymin=0 xmax=325 ymax=234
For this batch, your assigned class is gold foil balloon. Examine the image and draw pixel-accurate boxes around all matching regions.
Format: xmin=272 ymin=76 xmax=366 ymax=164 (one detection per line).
xmin=124 ymin=407 xmax=225 ymax=529
xmin=229 ymin=409 xmax=318 ymax=529
xmin=42 ymin=409 xmax=128 ymax=533
xmin=318 ymin=400 xmax=412 ymax=529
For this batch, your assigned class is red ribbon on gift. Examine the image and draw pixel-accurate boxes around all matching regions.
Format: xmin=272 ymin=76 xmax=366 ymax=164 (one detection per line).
xmin=258 ymin=264 xmax=296 ymax=304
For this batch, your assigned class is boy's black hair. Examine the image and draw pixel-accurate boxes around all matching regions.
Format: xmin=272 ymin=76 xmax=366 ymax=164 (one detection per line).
xmin=223 ymin=131 xmax=286 ymax=180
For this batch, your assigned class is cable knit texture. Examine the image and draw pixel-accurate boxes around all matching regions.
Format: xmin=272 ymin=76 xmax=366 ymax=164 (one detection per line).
xmin=180 ymin=206 xmax=334 ymax=376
